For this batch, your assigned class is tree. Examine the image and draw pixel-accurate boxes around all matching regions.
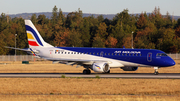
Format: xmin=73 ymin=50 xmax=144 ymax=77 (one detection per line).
xmin=160 ymin=28 xmax=176 ymax=52
xmin=92 ymin=35 xmax=105 ymax=47
xmin=176 ymin=18 xmax=180 ymax=28
xmin=97 ymin=15 xmax=104 ymax=23
xmin=96 ymin=22 xmax=108 ymax=39
xmin=111 ymin=21 xmax=125 ymax=48
xmin=122 ymin=35 xmax=132 ymax=48
xmin=113 ymin=9 xmax=130 ymax=25
xmin=164 ymin=12 xmax=173 ymax=28
xmin=80 ymin=18 xmax=91 ymax=47
xmin=150 ymin=7 xmax=165 ymax=29
xmin=51 ymin=5 xmax=58 ymax=24
xmin=175 ymin=26 xmax=180 ymax=37
xmin=134 ymin=26 xmax=156 ymax=49
xmin=37 ymin=14 xmax=47 ymax=25
xmin=30 ymin=14 xmax=37 ymax=25
xmin=57 ymin=8 xmax=65 ymax=26
xmin=136 ymin=13 xmax=147 ymax=29
xmin=67 ymin=29 xmax=82 ymax=47
xmin=65 ymin=8 xmax=83 ymax=30
xmin=54 ymin=28 xmax=69 ymax=46
xmin=105 ymin=36 xmax=117 ymax=48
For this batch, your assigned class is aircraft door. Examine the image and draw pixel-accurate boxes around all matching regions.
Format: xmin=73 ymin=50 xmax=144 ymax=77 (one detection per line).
xmin=147 ymin=53 xmax=152 ymax=62
xmin=49 ymin=50 xmax=53 ymax=58
xmin=100 ymin=51 xmax=104 ymax=57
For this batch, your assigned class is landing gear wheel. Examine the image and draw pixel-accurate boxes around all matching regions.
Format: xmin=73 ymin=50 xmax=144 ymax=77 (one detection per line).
xmin=154 ymin=67 xmax=159 ymax=75
xmin=83 ymin=69 xmax=91 ymax=74
xmin=154 ymin=71 xmax=159 ymax=75
xmin=105 ymin=70 xmax=110 ymax=74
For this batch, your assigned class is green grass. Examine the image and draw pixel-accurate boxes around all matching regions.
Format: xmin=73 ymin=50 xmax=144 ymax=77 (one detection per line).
xmin=95 ymin=75 xmax=100 ymax=79
xmin=61 ymin=75 xmax=66 ymax=78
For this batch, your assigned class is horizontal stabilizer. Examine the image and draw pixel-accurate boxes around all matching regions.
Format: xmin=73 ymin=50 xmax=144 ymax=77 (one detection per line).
xmin=4 ymin=46 xmax=31 ymax=52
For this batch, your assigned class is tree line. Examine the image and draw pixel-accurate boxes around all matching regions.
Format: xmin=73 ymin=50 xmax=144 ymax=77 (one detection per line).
xmin=1 ymin=6 xmax=180 ymax=55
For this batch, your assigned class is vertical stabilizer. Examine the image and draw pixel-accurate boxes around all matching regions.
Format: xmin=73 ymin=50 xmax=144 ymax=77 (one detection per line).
xmin=25 ymin=20 xmax=53 ymax=48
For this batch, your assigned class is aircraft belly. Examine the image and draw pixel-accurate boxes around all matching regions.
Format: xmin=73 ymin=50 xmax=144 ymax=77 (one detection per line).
xmin=118 ymin=60 xmax=150 ymax=67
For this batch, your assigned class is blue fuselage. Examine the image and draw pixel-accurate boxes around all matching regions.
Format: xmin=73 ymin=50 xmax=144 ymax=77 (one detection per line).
xmin=45 ymin=47 xmax=176 ymax=67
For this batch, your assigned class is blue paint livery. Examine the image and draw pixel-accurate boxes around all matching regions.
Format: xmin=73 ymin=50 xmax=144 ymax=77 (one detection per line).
xmin=55 ymin=47 xmax=175 ymax=67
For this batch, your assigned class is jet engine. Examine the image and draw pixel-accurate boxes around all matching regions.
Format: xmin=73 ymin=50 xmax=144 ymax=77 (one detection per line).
xmin=91 ymin=62 xmax=110 ymax=73
xmin=121 ymin=67 xmax=138 ymax=71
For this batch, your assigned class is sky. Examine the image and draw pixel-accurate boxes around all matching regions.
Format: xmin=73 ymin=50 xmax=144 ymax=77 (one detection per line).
xmin=0 ymin=0 xmax=180 ymax=16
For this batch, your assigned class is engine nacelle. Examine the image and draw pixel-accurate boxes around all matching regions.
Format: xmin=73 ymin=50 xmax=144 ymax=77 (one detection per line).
xmin=121 ymin=67 xmax=138 ymax=71
xmin=92 ymin=62 xmax=110 ymax=73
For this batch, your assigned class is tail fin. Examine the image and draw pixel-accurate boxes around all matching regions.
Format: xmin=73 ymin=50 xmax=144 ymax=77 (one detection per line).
xmin=25 ymin=20 xmax=53 ymax=48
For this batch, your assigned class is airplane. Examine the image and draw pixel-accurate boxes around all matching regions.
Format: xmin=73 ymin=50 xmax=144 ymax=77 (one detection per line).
xmin=6 ymin=20 xmax=176 ymax=75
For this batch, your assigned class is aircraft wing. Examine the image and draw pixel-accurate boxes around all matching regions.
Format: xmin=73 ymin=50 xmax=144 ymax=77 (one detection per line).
xmin=46 ymin=57 xmax=110 ymax=66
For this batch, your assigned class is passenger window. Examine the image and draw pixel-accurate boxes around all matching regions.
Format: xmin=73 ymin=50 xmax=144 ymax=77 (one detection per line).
xmin=115 ymin=53 xmax=117 ymax=55
xmin=112 ymin=53 xmax=114 ymax=55
xmin=122 ymin=53 xmax=124 ymax=56
xmin=97 ymin=53 xmax=99 ymax=55
xmin=108 ymin=53 xmax=110 ymax=55
xmin=129 ymin=54 xmax=131 ymax=56
xmin=105 ymin=53 xmax=107 ymax=55
xmin=93 ymin=53 xmax=95 ymax=55
xmin=118 ymin=53 xmax=120 ymax=56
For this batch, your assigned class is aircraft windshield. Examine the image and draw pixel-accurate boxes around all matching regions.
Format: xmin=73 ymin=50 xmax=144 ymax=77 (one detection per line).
xmin=156 ymin=53 xmax=168 ymax=57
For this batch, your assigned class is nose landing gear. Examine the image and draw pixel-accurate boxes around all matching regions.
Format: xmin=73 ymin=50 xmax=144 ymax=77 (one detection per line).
xmin=154 ymin=67 xmax=159 ymax=75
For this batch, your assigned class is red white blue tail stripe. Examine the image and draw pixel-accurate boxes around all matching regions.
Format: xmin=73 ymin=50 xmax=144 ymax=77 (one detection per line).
xmin=25 ymin=25 xmax=43 ymax=46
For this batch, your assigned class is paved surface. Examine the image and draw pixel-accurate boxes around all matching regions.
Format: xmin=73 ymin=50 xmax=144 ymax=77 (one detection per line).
xmin=0 ymin=73 xmax=180 ymax=79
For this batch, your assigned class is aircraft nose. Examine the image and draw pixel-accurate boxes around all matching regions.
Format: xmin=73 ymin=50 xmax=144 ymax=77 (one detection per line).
xmin=165 ymin=58 xmax=176 ymax=66
xmin=170 ymin=60 xmax=176 ymax=66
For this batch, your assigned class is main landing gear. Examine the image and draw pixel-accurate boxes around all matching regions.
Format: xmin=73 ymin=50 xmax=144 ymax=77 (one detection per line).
xmin=154 ymin=67 xmax=159 ymax=75
xmin=104 ymin=70 xmax=110 ymax=74
xmin=83 ymin=69 xmax=91 ymax=74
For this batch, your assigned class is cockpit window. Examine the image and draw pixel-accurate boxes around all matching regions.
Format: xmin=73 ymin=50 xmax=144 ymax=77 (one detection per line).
xmin=156 ymin=53 xmax=168 ymax=57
